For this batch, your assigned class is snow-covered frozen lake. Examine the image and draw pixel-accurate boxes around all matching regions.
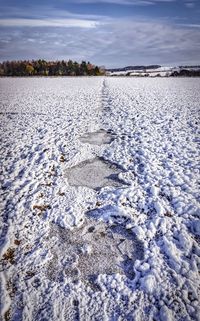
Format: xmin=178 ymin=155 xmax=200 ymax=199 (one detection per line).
xmin=0 ymin=77 xmax=200 ymax=321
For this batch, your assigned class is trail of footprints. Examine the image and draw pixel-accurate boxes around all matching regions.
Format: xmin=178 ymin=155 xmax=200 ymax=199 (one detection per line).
xmin=47 ymin=81 xmax=144 ymax=286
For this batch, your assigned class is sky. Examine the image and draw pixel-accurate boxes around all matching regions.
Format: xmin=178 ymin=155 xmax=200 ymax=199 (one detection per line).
xmin=0 ymin=0 xmax=199 ymax=67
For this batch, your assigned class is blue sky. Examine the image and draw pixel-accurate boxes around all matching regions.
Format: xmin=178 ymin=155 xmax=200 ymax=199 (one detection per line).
xmin=0 ymin=0 xmax=199 ymax=67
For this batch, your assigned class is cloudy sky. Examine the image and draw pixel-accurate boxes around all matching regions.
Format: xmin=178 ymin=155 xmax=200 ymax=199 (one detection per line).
xmin=0 ymin=0 xmax=199 ymax=67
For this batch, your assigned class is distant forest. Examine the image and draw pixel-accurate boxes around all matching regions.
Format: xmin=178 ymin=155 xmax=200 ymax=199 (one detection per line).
xmin=0 ymin=60 xmax=105 ymax=76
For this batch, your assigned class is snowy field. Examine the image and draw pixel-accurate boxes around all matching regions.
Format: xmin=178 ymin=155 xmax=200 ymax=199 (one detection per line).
xmin=0 ymin=77 xmax=200 ymax=321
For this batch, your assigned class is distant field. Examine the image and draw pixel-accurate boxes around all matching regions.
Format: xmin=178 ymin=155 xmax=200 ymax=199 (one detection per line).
xmin=0 ymin=77 xmax=199 ymax=321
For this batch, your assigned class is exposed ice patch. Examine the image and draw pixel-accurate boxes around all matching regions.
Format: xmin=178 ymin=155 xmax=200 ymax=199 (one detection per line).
xmin=64 ymin=157 xmax=127 ymax=190
xmin=47 ymin=218 xmax=144 ymax=284
xmin=79 ymin=129 xmax=114 ymax=146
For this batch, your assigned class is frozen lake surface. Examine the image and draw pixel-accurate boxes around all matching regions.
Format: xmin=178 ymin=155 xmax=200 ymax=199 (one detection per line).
xmin=0 ymin=77 xmax=200 ymax=321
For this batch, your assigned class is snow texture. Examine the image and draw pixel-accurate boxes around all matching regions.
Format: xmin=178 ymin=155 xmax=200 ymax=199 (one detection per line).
xmin=0 ymin=77 xmax=200 ymax=321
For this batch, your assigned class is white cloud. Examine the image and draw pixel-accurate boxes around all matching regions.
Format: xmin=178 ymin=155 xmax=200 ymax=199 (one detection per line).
xmin=70 ymin=0 xmax=176 ymax=4
xmin=0 ymin=13 xmax=199 ymax=66
xmin=180 ymin=23 xmax=200 ymax=28
xmin=0 ymin=18 xmax=98 ymax=28
xmin=185 ymin=2 xmax=195 ymax=8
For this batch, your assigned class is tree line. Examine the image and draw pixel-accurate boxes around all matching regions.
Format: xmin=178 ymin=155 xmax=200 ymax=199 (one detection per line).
xmin=0 ymin=59 xmax=105 ymax=76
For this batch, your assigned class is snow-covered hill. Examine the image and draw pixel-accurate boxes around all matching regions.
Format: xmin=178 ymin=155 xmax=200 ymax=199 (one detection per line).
xmin=107 ymin=66 xmax=200 ymax=77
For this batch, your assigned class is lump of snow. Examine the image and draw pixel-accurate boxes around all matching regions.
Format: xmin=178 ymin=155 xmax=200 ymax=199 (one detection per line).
xmin=133 ymin=226 xmax=146 ymax=240
xmin=162 ymin=237 xmax=181 ymax=272
xmin=150 ymin=185 xmax=159 ymax=197
xmin=159 ymin=218 xmax=168 ymax=234
xmin=147 ymin=222 xmax=156 ymax=238
xmin=177 ymin=231 xmax=193 ymax=255
xmin=140 ymin=273 xmax=156 ymax=294
xmin=86 ymin=204 xmax=125 ymax=222
xmin=0 ymin=273 xmax=12 ymax=318
xmin=138 ymin=262 xmax=150 ymax=272
xmin=190 ymin=220 xmax=200 ymax=237
xmin=159 ymin=305 xmax=173 ymax=321
xmin=154 ymin=201 xmax=165 ymax=216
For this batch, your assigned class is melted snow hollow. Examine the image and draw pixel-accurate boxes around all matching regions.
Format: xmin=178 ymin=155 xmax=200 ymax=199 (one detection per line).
xmin=0 ymin=77 xmax=200 ymax=321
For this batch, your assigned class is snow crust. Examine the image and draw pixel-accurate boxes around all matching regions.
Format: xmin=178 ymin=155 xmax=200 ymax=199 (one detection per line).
xmin=0 ymin=77 xmax=200 ymax=321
